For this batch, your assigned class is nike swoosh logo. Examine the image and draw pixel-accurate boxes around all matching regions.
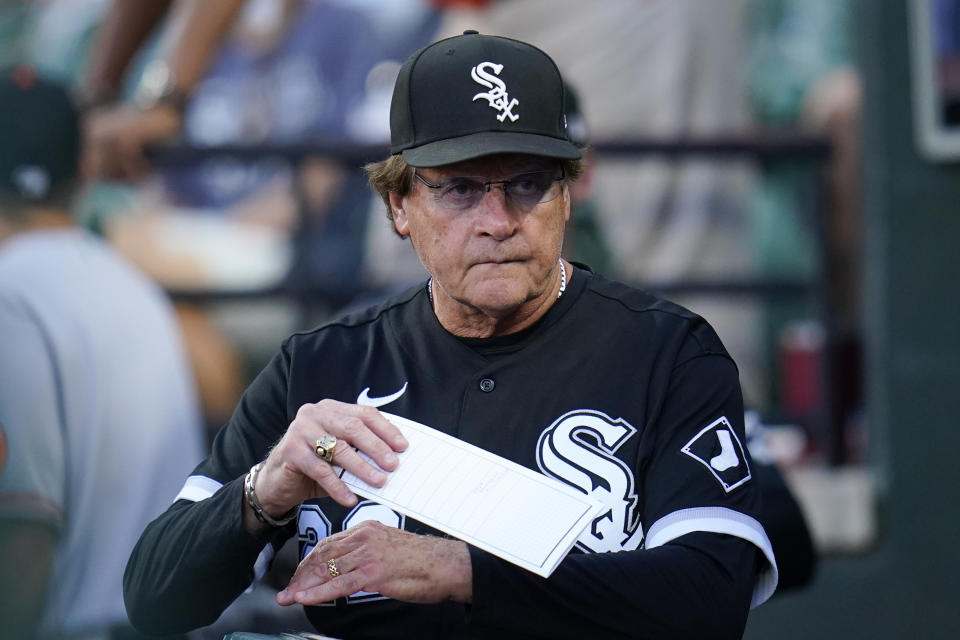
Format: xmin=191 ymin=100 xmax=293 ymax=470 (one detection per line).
xmin=356 ymin=382 xmax=408 ymax=408
xmin=710 ymin=430 xmax=740 ymax=472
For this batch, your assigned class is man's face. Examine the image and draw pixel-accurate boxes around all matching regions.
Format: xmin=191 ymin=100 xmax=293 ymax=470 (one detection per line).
xmin=390 ymin=153 xmax=570 ymax=320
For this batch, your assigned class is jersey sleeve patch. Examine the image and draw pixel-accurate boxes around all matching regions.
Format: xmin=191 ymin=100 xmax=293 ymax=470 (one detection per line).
xmin=681 ymin=416 xmax=751 ymax=493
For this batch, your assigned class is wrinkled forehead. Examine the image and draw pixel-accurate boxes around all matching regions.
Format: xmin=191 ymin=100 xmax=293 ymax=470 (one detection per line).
xmin=424 ymin=153 xmax=559 ymax=178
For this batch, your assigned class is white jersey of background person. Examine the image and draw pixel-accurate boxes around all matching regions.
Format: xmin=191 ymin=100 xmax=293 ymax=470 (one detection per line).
xmin=0 ymin=229 xmax=204 ymax=638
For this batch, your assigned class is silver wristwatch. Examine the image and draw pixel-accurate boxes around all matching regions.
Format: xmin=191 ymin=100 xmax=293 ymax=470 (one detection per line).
xmin=133 ymin=59 xmax=188 ymax=112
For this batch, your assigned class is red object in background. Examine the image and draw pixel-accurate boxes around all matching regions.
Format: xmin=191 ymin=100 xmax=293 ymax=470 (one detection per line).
xmin=779 ymin=322 xmax=824 ymax=420
xmin=11 ymin=64 xmax=37 ymax=91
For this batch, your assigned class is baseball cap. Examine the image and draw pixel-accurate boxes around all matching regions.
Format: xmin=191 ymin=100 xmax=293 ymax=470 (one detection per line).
xmin=390 ymin=30 xmax=581 ymax=167
xmin=0 ymin=65 xmax=80 ymax=201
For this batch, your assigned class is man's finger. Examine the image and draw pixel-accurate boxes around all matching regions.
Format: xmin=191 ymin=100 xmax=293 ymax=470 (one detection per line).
xmin=361 ymin=407 xmax=409 ymax=451
xmin=325 ymin=444 xmax=388 ymax=488
xmin=280 ymin=567 xmax=368 ymax=606
xmin=304 ymin=403 xmax=406 ymax=472
xmin=301 ymin=454 xmax=357 ymax=507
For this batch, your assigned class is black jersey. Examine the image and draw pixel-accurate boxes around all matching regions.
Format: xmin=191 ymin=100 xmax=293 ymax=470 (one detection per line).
xmin=125 ymin=266 xmax=777 ymax=639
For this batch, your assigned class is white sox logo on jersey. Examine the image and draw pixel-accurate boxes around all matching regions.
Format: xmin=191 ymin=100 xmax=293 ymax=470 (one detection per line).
xmin=681 ymin=416 xmax=751 ymax=493
xmin=536 ymin=410 xmax=643 ymax=553
xmin=471 ymin=62 xmax=519 ymax=122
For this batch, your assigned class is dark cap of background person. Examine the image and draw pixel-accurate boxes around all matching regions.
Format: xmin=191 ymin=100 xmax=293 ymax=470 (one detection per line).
xmin=563 ymin=82 xmax=589 ymax=148
xmin=390 ymin=30 xmax=581 ymax=167
xmin=0 ymin=66 xmax=80 ymax=205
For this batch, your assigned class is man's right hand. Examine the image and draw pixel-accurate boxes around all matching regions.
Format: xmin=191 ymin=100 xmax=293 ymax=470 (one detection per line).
xmin=243 ymin=401 xmax=409 ymax=533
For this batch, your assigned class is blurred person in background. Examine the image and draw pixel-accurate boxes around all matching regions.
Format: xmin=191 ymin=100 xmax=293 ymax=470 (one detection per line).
xmin=745 ymin=0 xmax=863 ymax=461
xmin=0 ymin=0 xmax=109 ymax=84
xmin=559 ymin=82 xmax=613 ymax=276
xmin=98 ymin=0 xmax=387 ymax=296
xmin=80 ymin=0 xmax=439 ymax=180
xmin=78 ymin=0 xmax=441 ymax=438
xmin=96 ymin=0 xmax=390 ymax=434
xmin=0 ymin=67 xmax=204 ymax=639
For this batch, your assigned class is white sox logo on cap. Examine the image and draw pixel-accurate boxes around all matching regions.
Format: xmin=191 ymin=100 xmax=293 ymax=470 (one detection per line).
xmin=471 ymin=62 xmax=519 ymax=122
xmin=390 ymin=32 xmax=580 ymax=165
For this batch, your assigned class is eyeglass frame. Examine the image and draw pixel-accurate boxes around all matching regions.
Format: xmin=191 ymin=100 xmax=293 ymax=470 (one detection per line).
xmin=412 ymin=166 xmax=567 ymax=211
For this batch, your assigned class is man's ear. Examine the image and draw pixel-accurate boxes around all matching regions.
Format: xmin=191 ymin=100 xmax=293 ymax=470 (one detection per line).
xmin=388 ymin=192 xmax=410 ymax=236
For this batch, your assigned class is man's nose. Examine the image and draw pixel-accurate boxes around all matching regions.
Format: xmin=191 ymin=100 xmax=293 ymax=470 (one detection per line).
xmin=475 ymin=185 xmax=518 ymax=238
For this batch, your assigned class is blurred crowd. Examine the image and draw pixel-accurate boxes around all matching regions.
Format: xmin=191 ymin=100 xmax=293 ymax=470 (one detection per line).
xmin=0 ymin=0 xmax=859 ymax=637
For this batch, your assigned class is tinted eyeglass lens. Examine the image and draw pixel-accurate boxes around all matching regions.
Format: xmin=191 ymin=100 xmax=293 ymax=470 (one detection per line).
xmin=433 ymin=171 xmax=560 ymax=209
xmin=505 ymin=172 xmax=557 ymax=207
xmin=440 ymin=178 xmax=486 ymax=209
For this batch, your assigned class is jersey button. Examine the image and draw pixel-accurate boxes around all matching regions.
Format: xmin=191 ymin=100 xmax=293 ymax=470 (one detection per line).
xmin=479 ymin=378 xmax=495 ymax=393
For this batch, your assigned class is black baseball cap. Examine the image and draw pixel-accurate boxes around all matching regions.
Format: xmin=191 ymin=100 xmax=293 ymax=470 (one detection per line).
xmin=0 ymin=65 xmax=80 ymax=201
xmin=390 ymin=30 xmax=581 ymax=167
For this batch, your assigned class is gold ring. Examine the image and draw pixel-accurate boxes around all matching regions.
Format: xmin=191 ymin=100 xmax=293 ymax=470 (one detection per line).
xmin=327 ymin=558 xmax=340 ymax=578
xmin=314 ymin=434 xmax=337 ymax=463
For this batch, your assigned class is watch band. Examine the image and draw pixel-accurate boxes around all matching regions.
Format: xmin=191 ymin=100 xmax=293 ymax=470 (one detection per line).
xmin=133 ymin=58 xmax=189 ymax=113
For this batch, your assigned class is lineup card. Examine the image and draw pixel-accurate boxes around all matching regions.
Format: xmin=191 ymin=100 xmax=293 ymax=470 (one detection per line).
xmin=338 ymin=412 xmax=602 ymax=578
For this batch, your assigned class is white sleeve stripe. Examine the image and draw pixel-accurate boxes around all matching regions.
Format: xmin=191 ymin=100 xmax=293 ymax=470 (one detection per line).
xmin=645 ymin=506 xmax=779 ymax=608
xmin=174 ymin=475 xmax=223 ymax=503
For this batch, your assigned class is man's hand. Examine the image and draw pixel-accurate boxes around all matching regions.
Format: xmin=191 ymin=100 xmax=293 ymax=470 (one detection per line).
xmin=276 ymin=521 xmax=473 ymax=606
xmin=244 ymin=402 xmax=409 ymax=533
xmin=81 ymin=103 xmax=182 ymax=181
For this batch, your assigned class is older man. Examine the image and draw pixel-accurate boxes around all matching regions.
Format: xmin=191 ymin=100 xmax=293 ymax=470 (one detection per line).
xmin=125 ymin=32 xmax=777 ymax=639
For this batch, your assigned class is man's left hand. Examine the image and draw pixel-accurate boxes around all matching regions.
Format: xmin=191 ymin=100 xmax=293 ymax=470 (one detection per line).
xmin=276 ymin=520 xmax=473 ymax=606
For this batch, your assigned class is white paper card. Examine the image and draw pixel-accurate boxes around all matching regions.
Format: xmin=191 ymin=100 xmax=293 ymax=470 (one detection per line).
xmin=338 ymin=412 xmax=602 ymax=578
